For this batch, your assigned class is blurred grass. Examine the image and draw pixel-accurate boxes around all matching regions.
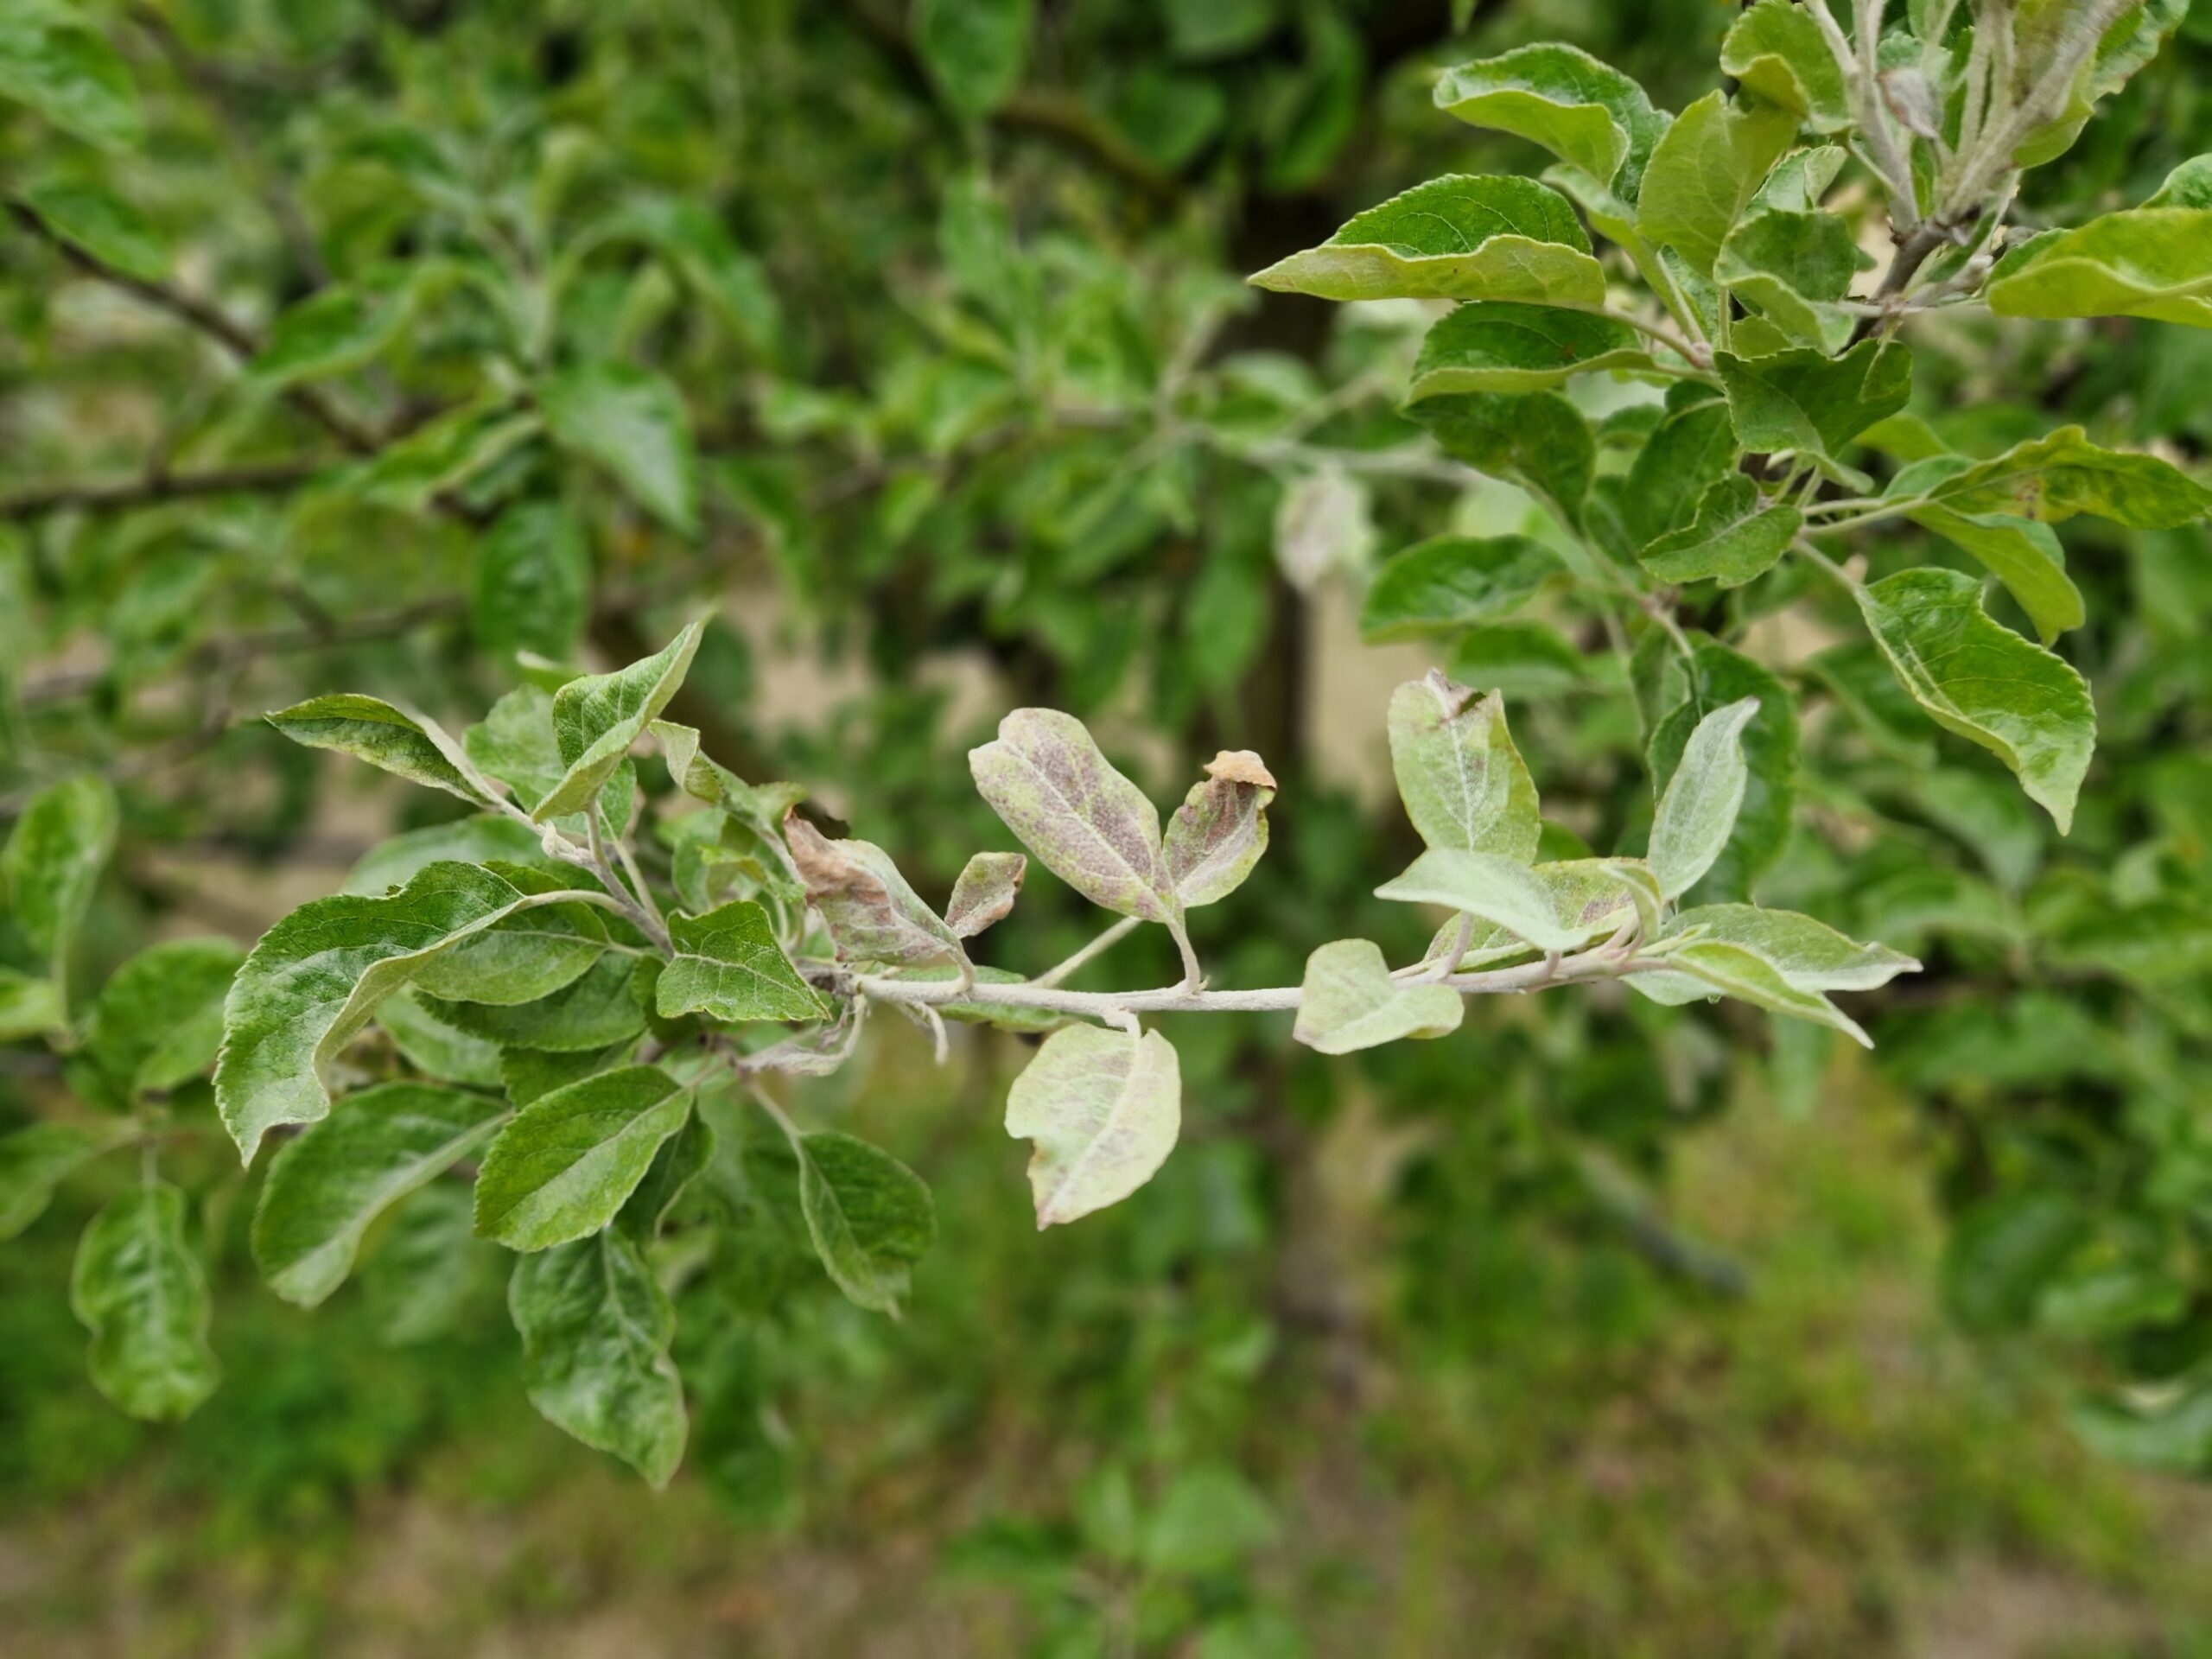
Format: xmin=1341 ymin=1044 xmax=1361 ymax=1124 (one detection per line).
xmin=7 ymin=1054 xmax=2212 ymax=1658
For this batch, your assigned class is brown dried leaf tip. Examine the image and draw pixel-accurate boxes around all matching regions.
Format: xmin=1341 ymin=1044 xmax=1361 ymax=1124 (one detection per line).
xmin=1203 ymin=749 xmax=1279 ymax=791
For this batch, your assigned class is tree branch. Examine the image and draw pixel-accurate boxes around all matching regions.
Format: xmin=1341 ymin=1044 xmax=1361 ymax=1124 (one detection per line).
xmin=0 ymin=458 xmax=327 ymax=519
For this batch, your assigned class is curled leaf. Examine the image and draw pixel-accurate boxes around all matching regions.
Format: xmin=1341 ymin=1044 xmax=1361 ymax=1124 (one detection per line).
xmin=945 ymin=851 xmax=1027 ymax=938
xmin=1164 ymin=751 xmax=1276 ymax=909
xmin=785 ymin=812 xmax=967 ymax=966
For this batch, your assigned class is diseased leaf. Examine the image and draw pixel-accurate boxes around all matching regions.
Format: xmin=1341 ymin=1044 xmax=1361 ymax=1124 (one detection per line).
xmin=1714 ymin=208 xmax=1872 ymax=353
xmin=1272 ymin=467 xmax=1374 ymax=592
xmin=422 ymin=952 xmax=648 ymax=1054
xmin=785 ymin=814 xmax=968 ymax=966
xmin=1716 ymin=340 xmax=1911 ymax=482
xmin=1885 ymin=461 xmax=2085 ymax=641
xmin=1386 ymin=671 xmax=1541 ymax=862
xmin=658 ymin=899 xmax=824 ymax=1021
xmin=1247 ymin=175 xmax=1606 ymax=306
xmin=1897 ymin=426 xmax=2212 ymax=529
xmin=1649 ymin=696 xmax=1760 ymax=899
xmin=969 ymin=709 xmax=1179 ymax=924
xmin=19 ymin=180 xmax=168 ymax=279
xmin=1719 ymin=0 xmax=1850 ymax=130
xmin=253 ymin=1082 xmax=508 ymax=1306
xmin=1637 ymin=938 xmax=1871 ymax=1046
xmin=1670 ymin=905 xmax=1918 ymax=991
xmin=1856 ymin=568 xmax=2096 ymax=831
xmin=945 ymin=851 xmax=1027 ymax=938
xmin=539 ymin=362 xmax=700 ymax=536
xmin=1645 ymin=643 xmax=1798 ymax=902
xmin=1987 ymin=207 xmax=2212 ymax=329
xmin=474 ymin=1065 xmax=691 ymax=1250
xmin=1639 ymin=474 xmax=1800 ymax=588
xmin=85 ymin=938 xmax=243 ymax=1097
xmin=1006 ymin=1024 xmax=1180 ymax=1228
xmin=793 ymin=1131 xmax=937 ymax=1314
xmin=1293 ymin=938 xmax=1464 ymax=1054
xmin=213 ymin=861 xmax=624 ymax=1160
xmin=649 ymin=721 xmax=807 ymax=838
xmin=535 ymin=620 xmax=705 ymax=822
xmin=1361 ymin=535 xmax=1564 ymax=641
xmin=474 ymin=499 xmax=593 ymax=662
xmin=2007 ymin=0 xmax=2187 ymax=171
xmin=71 ymin=1183 xmax=219 ymax=1421
xmin=1374 ymin=849 xmax=1593 ymax=954
xmin=1 ymin=1122 xmax=126 ymax=1240
xmin=4 ymin=773 xmax=117 ymax=993
xmin=1636 ymin=90 xmax=1797 ymax=274
xmin=1433 ymin=43 xmax=1669 ymax=199
xmin=1163 ymin=751 xmax=1275 ymax=908
xmin=1407 ymin=302 xmax=1649 ymax=401
xmin=266 ymin=694 xmax=493 ymax=806
xmin=510 ymin=1230 xmax=686 ymax=1486
xmin=403 ymin=862 xmax=613 ymax=1007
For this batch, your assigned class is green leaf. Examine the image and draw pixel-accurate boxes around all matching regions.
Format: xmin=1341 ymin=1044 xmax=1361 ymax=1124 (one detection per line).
xmin=71 ymin=1182 xmax=219 ymax=1421
xmin=2050 ymin=903 xmax=2212 ymax=985
xmin=1986 ymin=207 xmax=2212 ymax=329
xmin=1 ymin=1121 xmax=125 ymax=1240
xmin=510 ymin=1230 xmax=686 ymax=1486
xmin=1292 ymin=938 xmax=1464 ymax=1054
xmin=785 ymin=817 xmax=969 ymax=966
xmin=361 ymin=1184 xmax=488 ymax=1345
xmin=1360 ymin=535 xmax=1564 ymax=641
xmin=539 ymin=362 xmax=700 ymax=537
xmin=214 ymin=861 xmax=626 ymax=1160
xmin=615 ymin=1111 xmax=715 ymax=1243
xmin=402 ymin=863 xmax=612 ymax=1007
xmin=944 ymin=851 xmax=1027 ymax=938
xmin=1750 ymin=144 xmax=1847 ymax=213
xmin=1406 ymin=302 xmax=1649 ymax=401
xmin=1005 ymin=1024 xmax=1181 ymax=1229
xmin=85 ymin=937 xmax=243 ymax=1097
xmin=969 ymin=709 xmax=1179 ymax=925
xmin=351 ymin=399 xmax=539 ymax=516
xmin=1715 ymin=340 xmax=1911 ymax=481
xmin=474 ymin=499 xmax=592 ymax=662
xmin=1635 ymin=90 xmax=1796 ymax=275
xmin=3 ymin=773 xmax=116 ymax=997
xmin=1144 ymin=1465 xmax=1278 ymax=1577
xmin=0 ymin=969 xmax=62 ymax=1042
xmin=1432 ymin=44 xmax=1669 ymax=199
xmin=502 ymin=1041 xmax=633 ymax=1108
xmin=1645 ymin=642 xmax=1798 ymax=901
xmin=2008 ymin=0 xmax=2187 ymax=171
xmin=534 ymin=620 xmax=705 ymax=823
xmin=658 ymin=900 xmax=824 ymax=1022
xmin=1387 ymin=671 xmax=1541 ymax=862
xmin=1639 ymin=938 xmax=1871 ymax=1046
xmin=0 ymin=8 xmax=143 ymax=150
xmin=1713 ymin=209 xmax=1872 ymax=353
xmin=1669 ymin=905 xmax=1917 ymax=991
xmin=251 ymin=275 xmax=416 ymax=389
xmin=913 ymin=0 xmax=1033 ymax=120
xmin=2145 ymin=155 xmax=2212 ymax=210
xmin=1884 ymin=462 xmax=2084 ymax=641
xmin=1620 ymin=397 xmax=1739 ymax=545
xmin=1163 ymin=752 xmax=1275 ymax=909
xmin=18 ymin=179 xmax=168 ymax=279
xmin=1638 ymin=475 xmax=1800 ymax=588
xmin=1719 ymin=0 xmax=1850 ymax=130
xmin=252 ymin=1082 xmax=507 ymax=1306
xmin=1247 ymin=175 xmax=1606 ymax=306
xmin=422 ymin=952 xmax=648 ymax=1053
xmin=346 ymin=816 xmax=547 ymax=897
xmin=792 ymin=1130 xmax=937 ymax=1314
xmin=571 ymin=197 xmax=781 ymax=356
xmin=474 ymin=1065 xmax=690 ymax=1250
xmin=377 ymin=988 xmax=505 ymax=1088
xmin=1648 ymin=696 xmax=1760 ymax=899
xmin=1896 ymin=426 xmax=2212 ymax=528
xmin=265 ymin=694 xmax=493 ymax=806
xmin=1855 ymin=567 xmax=2096 ymax=832
xmin=1374 ymin=849 xmax=1593 ymax=954
xmin=1406 ymin=391 xmax=1594 ymax=524
xmin=1943 ymin=1190 xmax=2087 ymax=1332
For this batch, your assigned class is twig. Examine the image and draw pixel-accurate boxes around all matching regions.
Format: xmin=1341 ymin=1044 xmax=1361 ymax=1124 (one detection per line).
xmin=0 ymin=458 xmax=328 ymax=518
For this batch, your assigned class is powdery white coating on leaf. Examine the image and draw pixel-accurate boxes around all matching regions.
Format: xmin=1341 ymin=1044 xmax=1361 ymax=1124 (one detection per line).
xmin=785 ymin=812 xmax=968 ymax=966
xmin=1273 ymin=467 xmax=1374 ymax=592
xmin=1648 ymin=697 xmax=1760 ymax=899
xmin=265 ymin=694 xmax=493 ymax=806
xmin=1005 ymin=1024 xmax=1181 ymax=1229
xmin=533 ymin=620 xmax=704 ymax=822
xmin=70 ymin=1182 xmax=220 ymax=1421
xmin=473 ymin=1065 xmax=691 ymax=1250
xmin=1635 ymin=938 xmax=1872 ymax=1048
xmin=944 ymin=851 xmax=1027 ymax=939
xmin=969 ymin=710 xmax=1179 ymax=925
xmin=795 ymin=1131 xmax=938 ymax=1314
xmin=1669 ymin=904 xmax=1919 ymax=993
xmin=1386 ymin=671 xmax=1541 ymax=863
xmin=1163 ymin=764 xmax=1274 ymax=910
xmin=1375 ymin=849 xmax=1592 ymax=954
xmin=1294 ymin=938 xmax=1465 ymax=1054
xmin=656 ymin=899 xmax=825 ymax=1020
